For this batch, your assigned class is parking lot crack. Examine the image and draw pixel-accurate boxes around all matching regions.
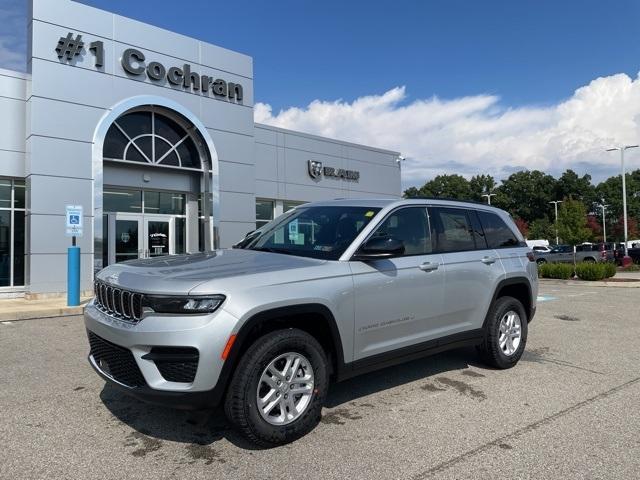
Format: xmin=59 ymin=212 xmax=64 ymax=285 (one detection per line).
xmin=411 ymin=375 xmax=640 ymax=479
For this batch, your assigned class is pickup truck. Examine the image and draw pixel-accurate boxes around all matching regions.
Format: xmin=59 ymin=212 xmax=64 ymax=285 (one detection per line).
xmin=534 ymin=244 xmax=604 ymax=265
xmin=623 ymin=247 xmax=640 ymax=264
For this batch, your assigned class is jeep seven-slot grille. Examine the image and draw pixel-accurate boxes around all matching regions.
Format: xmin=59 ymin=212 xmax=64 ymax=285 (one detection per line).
xmin=87 ymin=331 xmax=146 ymax=388
xmin=94 ymin=280 xmax=144 ymax=322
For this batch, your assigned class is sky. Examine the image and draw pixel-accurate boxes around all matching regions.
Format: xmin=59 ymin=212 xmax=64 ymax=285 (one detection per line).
xmin=2 ymin=0 xmax=640 ymax=190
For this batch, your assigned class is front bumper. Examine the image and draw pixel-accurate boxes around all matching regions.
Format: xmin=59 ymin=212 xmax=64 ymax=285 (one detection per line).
xmin=88 ymin=353 xmax=223 ymax=409
xmin=84 ymin=300 xmax=238 ymax=409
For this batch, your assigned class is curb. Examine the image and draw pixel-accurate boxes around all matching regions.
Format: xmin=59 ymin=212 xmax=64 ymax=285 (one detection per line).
xmin=0 ymin=305 xmax=86 ymax=322
xmin=538 ymin=278 xmax=640 ymax=288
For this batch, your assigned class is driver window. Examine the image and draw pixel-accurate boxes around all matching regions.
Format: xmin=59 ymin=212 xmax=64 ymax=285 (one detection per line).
xmin=370 ymin=207 xmax=432 ymax=256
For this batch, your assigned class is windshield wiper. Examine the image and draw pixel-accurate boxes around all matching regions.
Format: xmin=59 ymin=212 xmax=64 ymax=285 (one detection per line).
xmin=250 ymin=247 xmax=294 ymax=255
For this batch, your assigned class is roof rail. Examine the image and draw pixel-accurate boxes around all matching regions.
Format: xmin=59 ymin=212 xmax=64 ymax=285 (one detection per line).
xmin=404 ymin=196 xmax=488 ymax=206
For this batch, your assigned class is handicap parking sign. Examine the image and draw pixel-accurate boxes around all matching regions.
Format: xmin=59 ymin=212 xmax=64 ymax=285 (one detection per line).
xmin=65 ymin=205 xmax=83 ymax=237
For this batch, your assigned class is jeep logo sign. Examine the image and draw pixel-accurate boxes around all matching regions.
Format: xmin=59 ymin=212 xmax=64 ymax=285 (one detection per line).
xmin=307 ymin=160 xmax=360 ymax=182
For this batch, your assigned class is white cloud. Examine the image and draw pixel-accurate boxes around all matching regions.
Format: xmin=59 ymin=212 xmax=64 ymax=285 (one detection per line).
xmin=254 ymin=73 xmax=640 ymax=189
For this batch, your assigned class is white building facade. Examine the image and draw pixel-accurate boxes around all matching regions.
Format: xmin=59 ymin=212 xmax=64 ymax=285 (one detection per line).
xmin=0 ymin=0 xmax=401 ymax=297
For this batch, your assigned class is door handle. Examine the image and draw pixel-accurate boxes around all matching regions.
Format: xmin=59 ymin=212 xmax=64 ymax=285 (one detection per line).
xmin=481 ymin=256 xmax=498 ymax=265
xmin=419 ymin=261 xmax=439 ymax=272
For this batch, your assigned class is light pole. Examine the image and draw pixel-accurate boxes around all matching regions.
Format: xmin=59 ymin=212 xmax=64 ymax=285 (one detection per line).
xmin=596 ymin=201 xmax=608 ymax=243
xmin=549 ymin=200 xmax=563 ymax=245
xmin=606 ymin=145 xmax=638 ymax=263
xmin=481 ymin=192 xmax=496 ymax=205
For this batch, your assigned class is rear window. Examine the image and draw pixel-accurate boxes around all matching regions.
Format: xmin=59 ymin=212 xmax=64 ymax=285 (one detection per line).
xmin=476 ymin=211 xmax=522 ymax=249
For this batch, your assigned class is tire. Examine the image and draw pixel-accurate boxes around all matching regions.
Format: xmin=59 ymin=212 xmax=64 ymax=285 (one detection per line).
xmin=583 ymin=257 xmax=596 ymax=263
xmin=477 ymin=296 xmax=528 ymax=369
xmin=224 ymin=328 xmax=329 ymax=447
xmin=536 ymin=258 xmax=546 ymax=265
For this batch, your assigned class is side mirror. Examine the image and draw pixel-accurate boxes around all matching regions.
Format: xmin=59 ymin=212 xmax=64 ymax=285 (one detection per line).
xmin=232 ymin=230 xmax=258 ymax=249
xmin=353 ymin=236 xmax=405 ymax=260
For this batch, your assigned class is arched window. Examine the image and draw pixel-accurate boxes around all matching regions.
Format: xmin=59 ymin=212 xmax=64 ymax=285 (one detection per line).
xmin=103 ymin=108 xmax=206 ymax=170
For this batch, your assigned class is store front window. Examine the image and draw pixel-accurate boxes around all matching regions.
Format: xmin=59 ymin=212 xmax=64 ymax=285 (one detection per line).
xmin=0 ymin=179 xmax=26 ymax=287
xmin=256 ymin=199 xmax=274 ymax=229
xmin=283 ymin=200 xmax=306 ymax=212
xmin=255 ymin=199 xmax=307 ymax=230
xmin=103 ymin=110 xmax=203 ymax=171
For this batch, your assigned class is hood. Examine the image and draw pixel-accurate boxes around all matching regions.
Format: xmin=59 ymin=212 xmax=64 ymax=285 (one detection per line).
xmin=95 ymin=249 xmax=327 ymax=295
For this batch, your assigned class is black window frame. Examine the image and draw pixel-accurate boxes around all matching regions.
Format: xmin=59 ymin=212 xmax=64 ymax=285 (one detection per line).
xmin=0 ymin=178 xmax=26 ymax=288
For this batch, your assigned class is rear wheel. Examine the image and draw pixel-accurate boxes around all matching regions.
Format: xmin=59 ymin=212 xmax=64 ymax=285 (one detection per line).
xmin=583 ymin=257 xmax=596 ymax=263
xmin=224 ymin=329 xmax=329 ymax=447
xmin=478 ymin=296 xmax=528 ymax=369
xmin=536 ymin=258 xmax=546 ymax=265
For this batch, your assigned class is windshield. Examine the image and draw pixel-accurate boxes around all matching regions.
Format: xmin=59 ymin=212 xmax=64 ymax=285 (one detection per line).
xmin=244 ymin=205 xmax=381 ymax=260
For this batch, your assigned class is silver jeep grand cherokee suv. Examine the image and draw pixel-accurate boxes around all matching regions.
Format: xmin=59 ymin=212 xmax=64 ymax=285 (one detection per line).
xmin=85 ymin=198 xmax=537 ymax=446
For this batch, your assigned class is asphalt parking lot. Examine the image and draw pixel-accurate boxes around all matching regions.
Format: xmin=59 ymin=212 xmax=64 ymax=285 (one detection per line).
xmin=1 ymin=282 xmax=639 ymax=480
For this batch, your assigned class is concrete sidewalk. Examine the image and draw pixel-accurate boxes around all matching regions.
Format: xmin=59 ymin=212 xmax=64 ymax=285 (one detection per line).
xmin=0 ymin=297 xmax=91 ymax=321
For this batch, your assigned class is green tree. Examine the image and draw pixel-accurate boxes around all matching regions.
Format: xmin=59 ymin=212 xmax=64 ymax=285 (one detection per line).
xmin=595 ymin=169 xmax=640 ymax=223
xmin=555 ymin=169 xmax=595 ymax=206
xmin=469 ymin=174 xmax=497 ymax=202
xmin=403 ymin=186 xmax=421 ymax=198
xmin=496 ymin=170 xmax=557 ymax=223
xmin=403 ymin=174 xmax=472 ymax=200
xmin=528 ymin=217 xmax=555 ymax=241
xmin=557 ymin=199 xmax=591 ymax=245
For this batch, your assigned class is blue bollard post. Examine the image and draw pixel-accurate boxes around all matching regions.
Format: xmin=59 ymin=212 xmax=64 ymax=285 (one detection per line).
xmin=68 ymin=245 xmax=81 ymax=306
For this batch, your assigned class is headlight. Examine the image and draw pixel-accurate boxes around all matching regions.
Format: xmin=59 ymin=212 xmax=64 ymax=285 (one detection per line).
xmin=143 ymin=295 xmax=225 ymax=314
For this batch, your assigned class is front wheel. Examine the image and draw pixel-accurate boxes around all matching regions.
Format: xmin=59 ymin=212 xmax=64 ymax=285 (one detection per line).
xmin=536 ymin=258 xmax=546 ymax=265
xmin=224 ymin=328 xmax=329 ymax=447
xmin=477 ymin=296 xmax=528 ymax=369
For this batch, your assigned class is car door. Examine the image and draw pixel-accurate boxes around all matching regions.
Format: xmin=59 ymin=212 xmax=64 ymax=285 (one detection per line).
xmin=476 ymin=208 xmax=529 ymax=281
xmin=350 ymin=206 xmax=445 ymax=360
xmin=547 ymin=246 xmax=565 ymax=262
xmin=429 ymin=206 xmax=506 ymax=335
xmin=559 ymin=245 xmax=575 ymax=262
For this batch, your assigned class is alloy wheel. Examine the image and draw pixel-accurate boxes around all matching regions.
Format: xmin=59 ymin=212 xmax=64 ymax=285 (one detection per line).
xmin=498 ymin=310 xmax=522 ymax=356
xmin=256 ymin=352 xmax=315 ymax=426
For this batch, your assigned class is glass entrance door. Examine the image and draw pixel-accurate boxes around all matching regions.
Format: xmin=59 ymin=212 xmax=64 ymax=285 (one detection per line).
xmin=144 ymin=217 xmax=173 ymax=258
xmin=108 ymin=214 xmax=176 ymax=264
xmin=113 ymin=215 xmax=142 ymax=264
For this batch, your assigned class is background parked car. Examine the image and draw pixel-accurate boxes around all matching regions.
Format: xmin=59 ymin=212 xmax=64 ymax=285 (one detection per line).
xmin=534 ymin=244 xmax=604 ymax=264
xmin=613 ymin=243 xmax=640 ymax=264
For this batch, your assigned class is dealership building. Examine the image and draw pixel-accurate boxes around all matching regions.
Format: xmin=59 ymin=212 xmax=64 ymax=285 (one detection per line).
xmin=0 ymin=0 xmax=401 ymax=297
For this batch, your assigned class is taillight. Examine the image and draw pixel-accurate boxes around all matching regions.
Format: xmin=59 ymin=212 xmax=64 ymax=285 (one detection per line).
xmin=527 ymin=251 xmax=535 ymax=262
